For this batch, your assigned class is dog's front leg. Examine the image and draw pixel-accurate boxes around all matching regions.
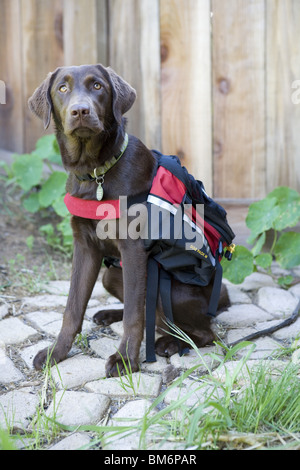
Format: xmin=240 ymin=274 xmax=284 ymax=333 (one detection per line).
xmin=33 ymin=230 xmax=103 ymax=370
xmin=105 ymin=241 xmax=147 ymax=377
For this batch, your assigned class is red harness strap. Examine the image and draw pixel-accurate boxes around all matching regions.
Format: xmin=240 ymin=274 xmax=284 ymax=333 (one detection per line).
xmin=64 ymin=193 xmax=120 ymax=220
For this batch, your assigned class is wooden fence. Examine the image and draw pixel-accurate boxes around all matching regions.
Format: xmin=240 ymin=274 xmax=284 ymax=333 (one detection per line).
xmin=0 ymin=0 xmax=300 ymax=199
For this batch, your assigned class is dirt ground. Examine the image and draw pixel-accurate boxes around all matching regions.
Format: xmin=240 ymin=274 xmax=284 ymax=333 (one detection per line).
xmin=0 ymin=181 xmax=71 ymax=297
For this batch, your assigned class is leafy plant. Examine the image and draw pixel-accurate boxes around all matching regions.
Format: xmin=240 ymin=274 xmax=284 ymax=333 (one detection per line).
xmin=222 ymin=186 xmax=300 ymax=284
xmin=2 ymin=134 xmax=72 ymax=253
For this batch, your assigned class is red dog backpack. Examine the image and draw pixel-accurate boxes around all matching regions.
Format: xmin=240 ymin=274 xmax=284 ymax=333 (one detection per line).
xmin=144 ymin=152 xmax=235 ymax=361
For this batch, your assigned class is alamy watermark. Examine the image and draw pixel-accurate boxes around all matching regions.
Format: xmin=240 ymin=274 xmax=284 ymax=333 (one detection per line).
xmin=94 ymin=197 xmax=208 ymax=255
xmin=0 ymin=80 xmax=6 ymax=104
xmin=291 ymin=80 xmax=300 ymax=104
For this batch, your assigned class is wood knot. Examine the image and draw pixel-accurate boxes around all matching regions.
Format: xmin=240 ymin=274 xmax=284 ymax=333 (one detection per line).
xmin=218 ymin=77 xmax=231 ymax=95
xmin=160 ymin=43 xmax=169 ymax=63
xmin=214 ymin=140 xmax=223 ymax=156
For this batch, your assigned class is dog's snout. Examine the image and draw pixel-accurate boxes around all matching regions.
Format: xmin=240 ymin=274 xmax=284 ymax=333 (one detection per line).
xmin=70 ymin=103 xmax=90 ymax=118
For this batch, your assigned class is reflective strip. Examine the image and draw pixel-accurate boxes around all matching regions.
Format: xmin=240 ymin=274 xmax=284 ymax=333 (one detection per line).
xmin=147 ymin=194 xmax=215 ymax=266
xmin=147 ymin=194 xmax=178 ymax=215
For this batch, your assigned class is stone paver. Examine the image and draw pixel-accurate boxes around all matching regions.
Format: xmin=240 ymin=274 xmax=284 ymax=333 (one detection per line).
xmin=50 ymin=355 xmax=107 ymax=389
xmin=256 ymin=287 xmax=299 ymax=317
xmin=102 ymin=399 xmax=153 ymax=450
xmin=25 ymin=310 xmax=91 ymax=337
xmin=45 ymin=390 xmax=110 ymax=426
xmin=0 ymin=304 xmax=9 ymax=320
xmin=217 ymin=304 xmax=273 ymax=327
xmin=49 ymin=432 xmax=91 ymax=450
xmin=0 ymin=317 xmax=37 ymax=344
xmin=236 ymin=272 xmax=277 ymax=291
xmin=0 ymin=388 xmax=40 ymax=429
xmin=86 ymin=372 xmax=162 ymax=398
xmin=169 ymin=344 xmax=222 ymax=373
xmin=0 ymin=267 xmax=299 ymax=450
xmin=0 ymin=342 xmax=24 ymax=383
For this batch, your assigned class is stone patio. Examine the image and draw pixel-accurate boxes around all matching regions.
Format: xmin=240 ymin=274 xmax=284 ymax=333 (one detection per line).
xmin=0 ymin=267 xmax=299 ymax=450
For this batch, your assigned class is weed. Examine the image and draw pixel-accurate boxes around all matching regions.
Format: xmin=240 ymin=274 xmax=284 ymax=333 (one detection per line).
xmin=115 ymin=343 xmax=141 ymax=397
xmin=222 ymin=186 xmax=300 ymax=285
xmin=1 ymin=134 xmax=72 ymax=253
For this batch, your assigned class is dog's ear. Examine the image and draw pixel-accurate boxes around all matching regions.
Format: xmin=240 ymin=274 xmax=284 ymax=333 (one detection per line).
xmin=104 ymin=66 xmax=137 ymax=124
xmin=28 ymin=69 xmax=60 ymax=129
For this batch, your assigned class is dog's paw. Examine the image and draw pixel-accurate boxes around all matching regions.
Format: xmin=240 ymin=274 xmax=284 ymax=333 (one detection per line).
xmin=33 ymin=346 xmax=56 ymax=370
xmin=93 ymin=309 xmax=123 ymax=326
xmin=33 ymin=344 xmax=67 ymax=371
xmin=155 ymin=336 xmax=186 ymax=357
xmin=105 ymin=352 xmax=138 ymax=378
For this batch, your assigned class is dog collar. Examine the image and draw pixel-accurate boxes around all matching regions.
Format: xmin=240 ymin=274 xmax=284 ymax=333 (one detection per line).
xmin=64 ymin=192 xmax=120 ymax=220
xmin=75 ymin=133 xmax=129 ymax=201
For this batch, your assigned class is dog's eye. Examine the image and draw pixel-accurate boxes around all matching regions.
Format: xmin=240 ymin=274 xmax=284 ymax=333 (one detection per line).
xmin=93 ymin=82 xmax=102 ymax=90
xmin=59 ymin=84 xmax=68 ymax=93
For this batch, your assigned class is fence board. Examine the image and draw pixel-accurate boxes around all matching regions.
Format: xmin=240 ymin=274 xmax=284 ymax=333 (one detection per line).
xmin=212 ymin=0 xmax=266 ymax=198
xmin=0 ymin=0 xmax=24 ymax=153
xmin=266 ymin=0 xmax=300 ymax=193
xmin=63 ymin=0 xmax=98 ymax=66
xmin=21 ymin=0 xmax=64 ymax=152
xmin=108 ymin=0 xmax=161 ymax=149
xmin=160 ymin=0 xmax=212 ymax=195
xmin=96 ymin=0 xmax=109 ymax=65
xmin=1 ymin=0 xmax=300 ymax=197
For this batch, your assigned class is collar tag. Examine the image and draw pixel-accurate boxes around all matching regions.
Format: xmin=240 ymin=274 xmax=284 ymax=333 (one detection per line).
xmin=94 ymin=172 xmax=105 ymax=201
xmin=92 ymin=133 xmax=128 ymax=200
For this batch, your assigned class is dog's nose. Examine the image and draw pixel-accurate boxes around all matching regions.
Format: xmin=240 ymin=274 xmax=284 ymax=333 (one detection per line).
xmin=70 ymin=103 xmax=90 ymax=118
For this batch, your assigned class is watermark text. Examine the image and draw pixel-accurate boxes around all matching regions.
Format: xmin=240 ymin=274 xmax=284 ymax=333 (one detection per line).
xmin=95 ymin=197 xmax=207 ymax=254
xmin=291 ymin=80 xmax=300 ymax=104
xmin=0 ymin=80 xmax=6 ymax=104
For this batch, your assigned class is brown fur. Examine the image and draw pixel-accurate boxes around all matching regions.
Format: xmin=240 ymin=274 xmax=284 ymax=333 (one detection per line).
xmin=28 ymin=64 xmax=229 ymax=377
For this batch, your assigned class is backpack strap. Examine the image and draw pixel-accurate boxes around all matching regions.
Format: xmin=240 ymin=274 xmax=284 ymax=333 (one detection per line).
xmin=207 ymin=260 xmax=223 ymax=317
xmin=159 ymin=269 xmax=173 ymax=323
xmin=145 ymin=257 xmax=159 ymax=362
xmin=145 ymin=259 xmax=190 ymax=362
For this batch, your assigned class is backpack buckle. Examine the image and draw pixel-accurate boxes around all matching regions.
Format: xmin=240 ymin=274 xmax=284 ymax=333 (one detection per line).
xmin=225 ymin=243 xmax=236 ymax=261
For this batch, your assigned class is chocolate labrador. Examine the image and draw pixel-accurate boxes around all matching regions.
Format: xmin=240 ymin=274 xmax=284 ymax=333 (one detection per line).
xmin=28 ymin=64 xmax=229 ymax=377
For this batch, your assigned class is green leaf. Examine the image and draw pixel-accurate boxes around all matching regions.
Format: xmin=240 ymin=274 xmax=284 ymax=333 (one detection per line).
xmin=52 ymin=196 xmax=69 ymax=217
xmin=277 ymin=275 xmax=294 ymax=287
xmin=12 ymin=153 xmax=43 ymax=191
xmin=23 ymin=192 xmax=41 ymax=213
xmin=255 ymin=253 xmax=272 ymax=269
xmin=246 ymin=197 xmax=280 ymax=243
xmin=221 ymin=245 xmax=254 ymax=284
xmin=57 ymin=218 xmax=73 ymax=247
xmin=39 ymin=223 xmax=54 ymax=237
xmin=38 ymin=171 xmax=67 ymax=208
xmin=267 ymin=186 xmax=300 ymax=231
xmin=26 ymin=235 xmax=34 ymax=251
xmin=251 ymin=232 xmax=266 ymax=257
xmin=34 ymin=134 xmax=62 ymax=165
xmin=274 ymin=232 xmax=300 ymax=268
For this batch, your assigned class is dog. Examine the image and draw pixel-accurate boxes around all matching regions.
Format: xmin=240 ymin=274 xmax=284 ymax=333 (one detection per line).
xmin=28 ymin=64 xmax=229 ymax=377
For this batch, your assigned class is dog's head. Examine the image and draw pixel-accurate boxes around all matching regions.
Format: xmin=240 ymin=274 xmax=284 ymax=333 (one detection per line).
xmin=28 ymin=64 xmax=136 ymax=138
